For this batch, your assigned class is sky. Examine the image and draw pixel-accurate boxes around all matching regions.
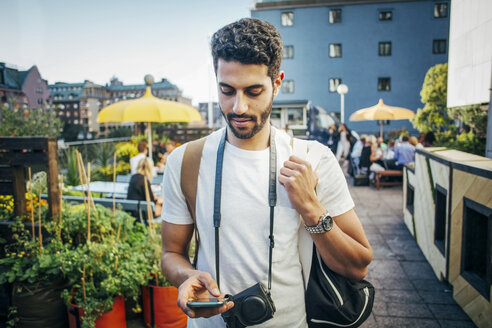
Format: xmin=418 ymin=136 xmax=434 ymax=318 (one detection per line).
xmin=1 ymin=0 xmax=255 ymax=105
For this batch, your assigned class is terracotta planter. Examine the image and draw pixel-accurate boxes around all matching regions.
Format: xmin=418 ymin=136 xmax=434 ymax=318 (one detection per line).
xmin=68 ymin=295 xmax=126 ymax=328
xmin=142 ymin=285 xmax=187 ymax=328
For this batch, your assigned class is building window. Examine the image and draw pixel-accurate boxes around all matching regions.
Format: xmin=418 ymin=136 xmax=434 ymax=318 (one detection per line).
xmin=434 ymin=184 xmax=447 ymax=255
xmin=282 ymin=80 xmax=294 ymax=94
xmin=379 ymin=10 xmax=392 ymax=21
xmin=329 ymin=43 xmax=342 ymax=58
xmin=461 ymin=198 xmax=492 ymax=301
xmin=378 ymin=77 xmax=391 ymax=91
xmin=329 ymin=78 xmax=342 ymax=93
xmin=283 ymin=45 xmax=294 ymax=59
xmin=379 ymin=41 xmax=392 ymax=56
xmin=433 ymin=39 xmax=447 ymax=54
xmin=37 ymin=98 xmax=43 ymax=104
xmin=281 ymin=12 xmax=294 ymax=26
xmin=434 ymin=3 xmax=448 ymax=18
xmin=329 ymin=9 xmax=342 ymax=23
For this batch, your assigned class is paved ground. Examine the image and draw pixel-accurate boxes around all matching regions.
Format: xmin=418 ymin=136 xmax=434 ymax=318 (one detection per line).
xmin=351 ymin=182 xmax=476 ymax=328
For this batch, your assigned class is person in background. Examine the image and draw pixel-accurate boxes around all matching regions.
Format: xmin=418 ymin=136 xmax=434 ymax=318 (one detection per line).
xmin=377 ymin=137 xmax=387 ymax=153
xmin=368 ymin=135 xmax=386 ymax=179
xmin=392 ymin=135 xmax=415 ymax=170
xmin=384 ymin=139 xmax=396 ymax=160
xmin=155 ymin=140 xmax=167 ymax=163
xmin=418 ymin=132 xmax=426 ymax=147
xmin=130 ymin=141 xmax=148 ymax=175
xmin=350 ymin=135 xmax=366 ymax=175
xmin=335 ymin=123 xmax=351 ymax=162
xmin=369 ymin=135 xmax=384 ymax=167
xmin=284 ymin=123 xmax=294 ymax=137
xmin=410 ymin=136 xmax=423 ymax=149
xmin=326 ymin=123 xmax=339 ymax=154
xmin=127 ymin=157 xmax=163 ymax=217
xmin=409 ymin=136 xmax=418 ymax=147
xmin=423 ymin=132 xmax=436 ymax=147
xmin=163 ymin=141 xmax=177 ymax=164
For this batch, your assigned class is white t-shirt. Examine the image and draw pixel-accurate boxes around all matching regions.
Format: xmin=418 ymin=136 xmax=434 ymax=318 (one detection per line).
xmin=162 ymin=127 xmax=354 ymax=328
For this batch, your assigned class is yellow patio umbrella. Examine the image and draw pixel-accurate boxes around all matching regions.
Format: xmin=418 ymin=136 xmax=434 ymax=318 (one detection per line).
xmin=97 ymin=75 xmax=202 ymax=158
xmin=349 ymin=98 xmax=415 ymax=138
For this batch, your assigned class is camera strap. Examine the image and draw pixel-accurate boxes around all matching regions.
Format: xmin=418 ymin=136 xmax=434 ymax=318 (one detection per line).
xmin=214 ymin=127 xmax=276 ymax=292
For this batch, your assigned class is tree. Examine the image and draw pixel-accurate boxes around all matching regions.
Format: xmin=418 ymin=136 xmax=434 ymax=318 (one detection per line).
xmin=448 ymin=104 xmax=488 ymax=139
xmin=412 ymin=63 xmax=487 ymax=156
xmin=61 ymin=123 xmax=85 ymax=141
xmin=412 ymin=63 xmax=455 ymax=134
xmin=0 ymin=103 xmax=63 ymax=138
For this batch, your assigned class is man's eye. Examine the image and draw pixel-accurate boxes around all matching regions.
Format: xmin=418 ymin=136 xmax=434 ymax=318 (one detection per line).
xmin=247 ymin=88 xmax=262 ymax=96
xmin=220 ymin=87 xmax=234 ymax=95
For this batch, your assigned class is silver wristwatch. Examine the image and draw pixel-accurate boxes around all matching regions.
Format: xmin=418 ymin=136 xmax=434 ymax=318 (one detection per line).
xmin=304 ymin=212 xmax=333 ymax=234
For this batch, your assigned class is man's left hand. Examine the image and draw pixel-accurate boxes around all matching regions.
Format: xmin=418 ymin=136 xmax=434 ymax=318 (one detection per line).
xmin=279 ymin=155 xmax=324 ymax=225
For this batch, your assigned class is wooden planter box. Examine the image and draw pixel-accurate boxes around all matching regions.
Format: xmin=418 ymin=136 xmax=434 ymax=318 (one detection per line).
xmin=403 ymin=148 xmax=492 ymax=327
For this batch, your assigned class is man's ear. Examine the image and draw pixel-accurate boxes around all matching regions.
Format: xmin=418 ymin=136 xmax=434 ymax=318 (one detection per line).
xmin=273 ymin=71 xmax=285 ymax=96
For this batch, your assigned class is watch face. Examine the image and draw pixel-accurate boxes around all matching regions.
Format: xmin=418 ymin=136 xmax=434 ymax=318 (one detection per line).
xmin=322 ymin=216 xmax=333 ymax=231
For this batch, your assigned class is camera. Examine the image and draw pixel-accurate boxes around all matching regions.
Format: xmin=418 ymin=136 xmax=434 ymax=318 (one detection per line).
xmin=221 ymin=282 xmax=276 ymax=328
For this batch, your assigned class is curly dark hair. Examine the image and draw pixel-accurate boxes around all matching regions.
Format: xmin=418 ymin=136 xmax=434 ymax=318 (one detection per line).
xmin=211 ymin=18 xmax=283 ymax=83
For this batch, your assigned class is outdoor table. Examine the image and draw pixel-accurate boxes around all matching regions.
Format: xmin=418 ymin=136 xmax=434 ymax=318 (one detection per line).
xmin=72 ymin=181 xmax=162 ymax=198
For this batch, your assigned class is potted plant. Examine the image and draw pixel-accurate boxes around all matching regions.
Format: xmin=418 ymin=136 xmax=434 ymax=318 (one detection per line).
xmin=0 ymin=212 xmax=69 ymax=328
xmin=59 ymin=203 xmax=149 ymax=328
xmin=141 ymin=224 xmax=187 ymax=328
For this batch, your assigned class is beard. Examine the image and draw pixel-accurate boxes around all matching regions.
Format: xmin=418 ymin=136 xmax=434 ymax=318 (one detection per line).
xmin=221 ymin=94 xmax=273 ymax=140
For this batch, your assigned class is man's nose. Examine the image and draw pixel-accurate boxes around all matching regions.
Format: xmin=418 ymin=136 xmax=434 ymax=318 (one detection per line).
xmin=233 ymin=92 xmax=248 ymax=115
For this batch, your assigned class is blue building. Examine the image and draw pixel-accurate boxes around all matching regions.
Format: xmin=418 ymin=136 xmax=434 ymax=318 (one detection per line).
xmin=251 ymin=0 xmax=449 ymax=136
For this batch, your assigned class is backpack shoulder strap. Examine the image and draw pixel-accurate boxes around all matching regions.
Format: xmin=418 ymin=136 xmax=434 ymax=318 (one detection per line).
xmin=181 ymin=137 xmax=206 ymax=267
xmin=181 ymin=137 xmax=206 ymax=222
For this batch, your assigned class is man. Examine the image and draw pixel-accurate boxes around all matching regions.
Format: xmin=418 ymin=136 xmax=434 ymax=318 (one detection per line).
xmin=326 ymin=123 xmax=339 ymax=154
xmin=161 ymin=18 xmax=372 ymax=328
xmin=350 ymin=135 xmax=366 ymax=175
xmin=130 ymin=141 xmax=148 ymax=175
xmin=393 ymin=135 xmax=415 ymax=169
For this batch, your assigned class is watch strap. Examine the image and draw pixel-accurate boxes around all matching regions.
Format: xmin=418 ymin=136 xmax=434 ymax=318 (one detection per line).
xmin=304 ymin=212 xmax=332 ymax=234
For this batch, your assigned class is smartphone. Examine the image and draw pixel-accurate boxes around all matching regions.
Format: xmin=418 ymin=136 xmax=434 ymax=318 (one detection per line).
xmin=187 ymin=297 xmax=227 ymax=308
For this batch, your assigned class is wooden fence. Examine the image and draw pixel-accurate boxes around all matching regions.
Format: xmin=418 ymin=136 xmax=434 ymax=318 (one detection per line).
xmin=0 ymin=137 xmax=60 ymax=219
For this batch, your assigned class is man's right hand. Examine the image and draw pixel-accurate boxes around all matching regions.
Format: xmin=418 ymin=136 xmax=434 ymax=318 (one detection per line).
xmin=177 ymin=270 xmax=234 ymax=318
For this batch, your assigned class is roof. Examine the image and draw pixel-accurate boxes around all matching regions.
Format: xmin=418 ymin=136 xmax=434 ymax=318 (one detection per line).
xmin=48 ymin=77 xmax=183 ymax=103
xmin=253 ymin=0 xmax=425 ymax=10
xmin=0 ymin=63 xmax=39 ymax=91
xmin=0 ymin=62 xmax=21 ymax=90
xmin=273 ymin=99 xmax=310 ymax=107
xmin=107 ymin=78 xmax=178 ymax=92
xmin=48 ymin=82 xmax=86 ymax=102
